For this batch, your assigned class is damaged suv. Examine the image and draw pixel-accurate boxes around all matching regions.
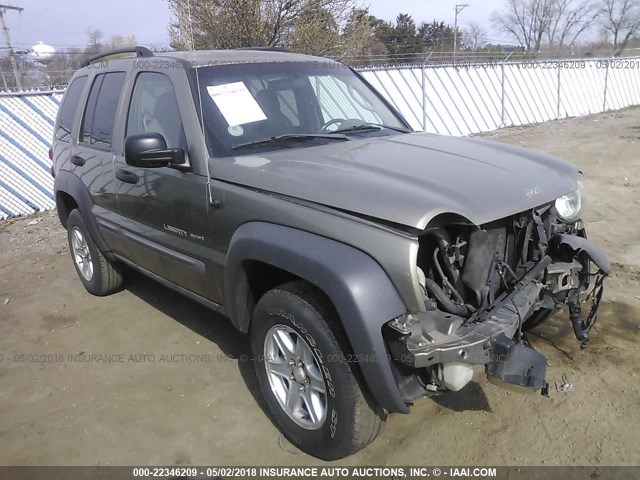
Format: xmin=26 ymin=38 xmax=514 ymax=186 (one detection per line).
xmin=52 ymin=47 xmax=610 ymax=460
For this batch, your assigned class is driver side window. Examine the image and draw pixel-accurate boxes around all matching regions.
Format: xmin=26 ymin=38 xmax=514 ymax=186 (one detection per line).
xmin=127 ymin=72 xmax=187 ymax=151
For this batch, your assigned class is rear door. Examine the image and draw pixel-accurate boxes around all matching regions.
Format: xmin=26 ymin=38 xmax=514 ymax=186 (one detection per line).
xmin=52 ymin=75 xmax=88 ymax=175
xmin=113 ymin=71 xmax=215 ymax=300
xmin=72 ymin=71 xmax=126 ymax=225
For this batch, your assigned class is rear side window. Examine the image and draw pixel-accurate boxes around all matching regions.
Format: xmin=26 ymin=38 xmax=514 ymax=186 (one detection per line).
xmin=81 ymin=75 xmax=103 ymax=144
xmin=56 ymin=76 xmax=88 ymax=142
xmin=81 ymin=72 xmax=126 ymax=148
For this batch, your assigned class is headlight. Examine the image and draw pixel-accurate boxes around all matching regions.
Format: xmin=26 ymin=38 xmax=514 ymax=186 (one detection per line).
xmin=555 ymin=181 xmax=585 ymax=222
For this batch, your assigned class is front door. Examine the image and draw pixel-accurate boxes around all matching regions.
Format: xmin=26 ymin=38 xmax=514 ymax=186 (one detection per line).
xmin=114 ymin=72 xmax=215 ymax=301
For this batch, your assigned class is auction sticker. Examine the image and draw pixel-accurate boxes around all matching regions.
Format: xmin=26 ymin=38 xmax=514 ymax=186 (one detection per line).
xmin=206 ymin=82 xmax=267 ymax=126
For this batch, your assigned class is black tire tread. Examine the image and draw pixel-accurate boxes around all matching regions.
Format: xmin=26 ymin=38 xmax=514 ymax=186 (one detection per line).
xmin=96 ymin=243 xmax=123 ymax=295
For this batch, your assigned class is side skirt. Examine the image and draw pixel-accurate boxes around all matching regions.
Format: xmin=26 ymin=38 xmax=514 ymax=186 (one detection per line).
xmin=114 ymin=254 xmax=228 ymax=319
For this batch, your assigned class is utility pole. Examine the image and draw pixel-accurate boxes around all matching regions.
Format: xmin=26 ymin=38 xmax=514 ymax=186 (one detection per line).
xmin=0 ymin=65 xmax=7 ymax=90
xmin=453 ymin=4 xmax=469 ymax=56
xmin=0 ymin=4 xmax=24 ymax=91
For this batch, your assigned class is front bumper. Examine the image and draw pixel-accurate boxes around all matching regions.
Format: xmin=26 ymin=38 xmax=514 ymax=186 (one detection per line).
xmin=386 ymin=261 xmax=548 ymax=369
xmin=385 ymin=235 xmax=609 ymax=392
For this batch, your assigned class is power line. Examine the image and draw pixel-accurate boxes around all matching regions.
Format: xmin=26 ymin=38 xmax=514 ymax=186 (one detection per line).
xmin=19 ymin=0 xmax=63 ymax=25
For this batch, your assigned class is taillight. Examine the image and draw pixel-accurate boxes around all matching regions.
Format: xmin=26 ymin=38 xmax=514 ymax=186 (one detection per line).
xmin=48 ymin=147 xmax=53 ymax=160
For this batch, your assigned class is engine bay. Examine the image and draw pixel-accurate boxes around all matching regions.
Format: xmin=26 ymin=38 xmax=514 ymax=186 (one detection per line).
xmin=386 ymin=204 xmax=611 ymax=400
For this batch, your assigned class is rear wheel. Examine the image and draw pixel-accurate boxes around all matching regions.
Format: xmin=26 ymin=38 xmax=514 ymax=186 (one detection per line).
xmin=66 ymin=209 xmax=123 ymax=296
xmin=250 ymin=281 xmax=385 ymax=460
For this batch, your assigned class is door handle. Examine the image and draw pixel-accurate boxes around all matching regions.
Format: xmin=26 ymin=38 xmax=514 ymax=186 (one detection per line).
xmin=116 ymin=169 xmax=139 ymax=184
xmin=70 ymin=155 xmax=85 ymax=166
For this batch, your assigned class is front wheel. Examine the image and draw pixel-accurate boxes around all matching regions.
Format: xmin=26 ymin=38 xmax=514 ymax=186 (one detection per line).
xmin=523 ymin=308 xmax=556 ymax=331
xmin=250 ymin=281 xmax=385 ymax=460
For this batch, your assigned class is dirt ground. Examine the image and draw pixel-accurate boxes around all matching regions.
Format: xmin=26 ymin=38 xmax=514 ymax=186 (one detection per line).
xmin=0 ymin=108 xmax=639 ymax=467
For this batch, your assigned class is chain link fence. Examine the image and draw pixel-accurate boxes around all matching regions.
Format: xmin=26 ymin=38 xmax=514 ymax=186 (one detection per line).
xmin=359 ymin=55 xmax=640 ymax=135
xmin=0 ymin=89 xmax=63 ymax=218
xmin=1 ymin=56 xmax=639 ymax=219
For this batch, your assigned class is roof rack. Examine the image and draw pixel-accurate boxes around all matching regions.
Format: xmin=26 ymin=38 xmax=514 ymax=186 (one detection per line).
xmin=81 ymin=46 xmax=154 ymax=68
xmin=235 ymin=47 xmax=292 ymax=53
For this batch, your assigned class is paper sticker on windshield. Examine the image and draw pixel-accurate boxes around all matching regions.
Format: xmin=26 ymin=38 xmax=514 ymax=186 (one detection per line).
xmin=206 ymin=82 xmax=267 ymax=126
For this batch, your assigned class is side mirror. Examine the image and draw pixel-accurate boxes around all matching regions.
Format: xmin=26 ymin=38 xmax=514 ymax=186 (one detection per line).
xmin=124 ymin=133 xmax=185 ymax=168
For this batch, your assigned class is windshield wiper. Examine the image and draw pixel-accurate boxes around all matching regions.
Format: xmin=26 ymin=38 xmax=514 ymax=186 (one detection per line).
xmin=232 ymin=133 xmax=349 ymax=151
xmin=331 ymin=123 xmax=412 ymax=134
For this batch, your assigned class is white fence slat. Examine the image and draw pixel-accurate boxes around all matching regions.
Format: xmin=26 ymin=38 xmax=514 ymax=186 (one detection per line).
xmin=1 ymin=59 xmax=640 ymax=219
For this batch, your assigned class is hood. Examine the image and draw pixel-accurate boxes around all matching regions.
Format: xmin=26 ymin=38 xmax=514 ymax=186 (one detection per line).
xmin=211 ymin=133 xmax=579 ymax=229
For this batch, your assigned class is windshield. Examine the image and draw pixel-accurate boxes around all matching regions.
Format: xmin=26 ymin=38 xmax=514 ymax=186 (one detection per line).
xmin=191 ymin=61 xmax=410 ymax=157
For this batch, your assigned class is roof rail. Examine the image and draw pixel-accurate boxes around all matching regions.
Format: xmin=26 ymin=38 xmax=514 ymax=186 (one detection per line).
xmin=81 ymin=46 xmax=154 ymax=68
xmin=235 ymin=46 xmax=292 ymax=53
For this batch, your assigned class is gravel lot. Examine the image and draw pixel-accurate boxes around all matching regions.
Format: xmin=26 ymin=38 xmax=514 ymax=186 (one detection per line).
xmin=0 ymin=108 xmax=639 ymax=466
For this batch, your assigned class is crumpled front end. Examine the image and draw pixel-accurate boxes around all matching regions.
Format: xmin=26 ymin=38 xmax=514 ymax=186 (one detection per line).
xmin=385 ymin=204 xmax=610 ymax=400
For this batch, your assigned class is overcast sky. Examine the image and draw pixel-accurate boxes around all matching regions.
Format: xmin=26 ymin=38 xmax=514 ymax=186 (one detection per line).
xmin=3 ymin=0 xmax=510 ymax=51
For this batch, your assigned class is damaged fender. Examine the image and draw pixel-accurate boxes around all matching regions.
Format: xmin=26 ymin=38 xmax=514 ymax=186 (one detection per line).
xmin=550 ymin=234 xmax=612 ymax=275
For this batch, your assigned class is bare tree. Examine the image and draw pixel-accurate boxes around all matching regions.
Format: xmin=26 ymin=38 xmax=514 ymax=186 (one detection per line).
xmin=109 ymin=35 xmax=138 ymax=50
xmin=492 ymin=0 xmax=555 ymax=51
xmin=85 ymin=28 xmax=104 ymax=54
xmin=167 ymin=0 xmax=357 ymax=53
xmin=493 ymin=0 xmax=598 ymax=51
xmin=45 ymin=49 xmax=80 ymax=86
xmin=287 ymin=5 xmax=340 ymax=55
xmin=464 ymin=22 xmax=488 ymax=49
xmin=600 ymin=0 xmax=640 ymax=54
xmin=336 ymin=8 xmax=387 ymax=62
xmin=546 ymin=0 xmax=598 ymax=48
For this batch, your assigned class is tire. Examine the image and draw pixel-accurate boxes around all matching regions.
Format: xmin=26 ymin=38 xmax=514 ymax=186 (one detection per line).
xmin=66 ymin=209 xmax=123 ymax=296
xmin=250 ymin=281 xmax=385 ymax=460
xmin=523 ymin=308 xmax=556 ymax=331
